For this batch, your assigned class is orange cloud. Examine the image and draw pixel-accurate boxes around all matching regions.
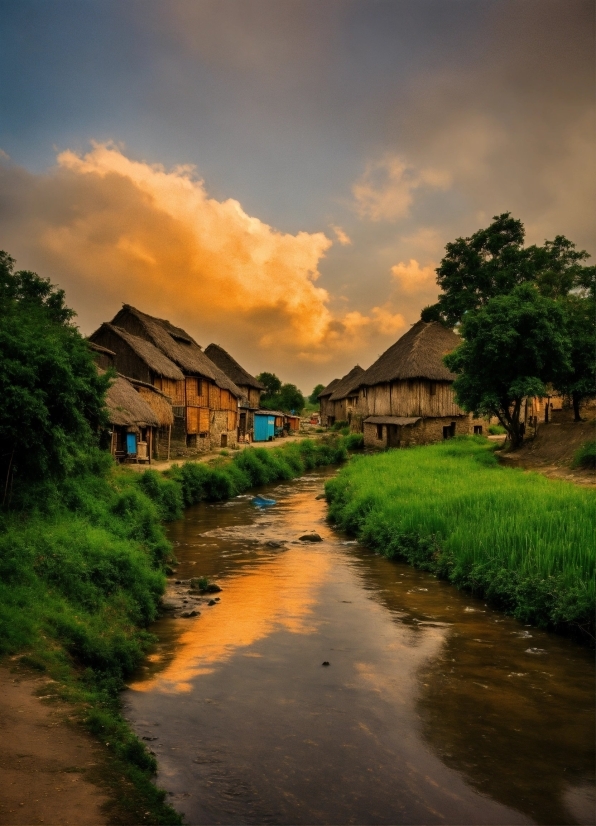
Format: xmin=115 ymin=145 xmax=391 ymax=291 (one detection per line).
xmin=331 ymin=224 xmax=352 ymax=245
xmin=352 ymin=155 xmax=451 ymax=221
xmin=390 ymin=259 xmax=437 ymax=295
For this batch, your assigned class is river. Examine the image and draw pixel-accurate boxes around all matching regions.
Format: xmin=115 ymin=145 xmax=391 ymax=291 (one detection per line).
xmin=124 ymin=468 xmax=595 ymax=825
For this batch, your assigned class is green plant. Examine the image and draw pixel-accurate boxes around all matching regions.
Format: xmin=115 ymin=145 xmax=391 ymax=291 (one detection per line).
xmin=488 ymin=424 xmax=507 ymax=435
xmin=326 ymin=437 xmax=595 ymax=639
xmin=572 ymin=440 xmax=596 ymax=470
xmin=331 ymin=420 xmax=349 ymax=431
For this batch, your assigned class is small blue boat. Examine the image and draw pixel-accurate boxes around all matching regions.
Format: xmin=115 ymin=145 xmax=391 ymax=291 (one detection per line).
xmin=252 ymin=496 xmax=277 ymax=507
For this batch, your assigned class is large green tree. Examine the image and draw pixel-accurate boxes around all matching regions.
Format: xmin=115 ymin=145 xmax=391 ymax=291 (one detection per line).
xmin=422 ymin=213 xmax=594 ymax=327
xmin=309 ymin=384 xmax=325 ymax=405
xmin=444 ymin=284 xmax=571 ymax=448
xmin=0 ymin=251 xmax=110 ymax=501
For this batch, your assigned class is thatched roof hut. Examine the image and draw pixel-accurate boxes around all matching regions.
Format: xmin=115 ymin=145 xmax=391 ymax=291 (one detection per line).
xmin=91 ymin=323 xmax=185 ymax=380
xmin=329 ymin=365 xmax=365 ymax=401
xmin=111 ymin=305 xmax=242 ymax=397
xmin=104 ymin=374 xmax=159 ymax=431
xmin=317 ymin=378 xmax=340 ymax=399
xmin=204 ymin=343 xmax=265 ymax=391
xmin=359 ymin=321 xmax=460 ymax=385
xmin=127 ymin=378 xmax=174 ymax=427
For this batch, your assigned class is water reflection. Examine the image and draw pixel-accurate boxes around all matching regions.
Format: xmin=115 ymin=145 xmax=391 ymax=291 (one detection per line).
xmin=124 ymin=470 xmax=594 ymax=825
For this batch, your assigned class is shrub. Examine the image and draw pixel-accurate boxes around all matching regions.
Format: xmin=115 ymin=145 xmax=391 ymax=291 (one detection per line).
xmin=488 ymin=423 xmax=507 ymax=435
xmin=572 ymin=440 xmax=596 ymax=470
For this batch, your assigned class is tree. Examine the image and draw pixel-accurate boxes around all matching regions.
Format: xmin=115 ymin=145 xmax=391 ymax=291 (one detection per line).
xmin=277 ymin=384 xmax=305 ymax=414
xmin=424 ymin=213 xmax=594 ymax=327
xmin=553 ymin=293 xmax=596 ymax=421
xmin=444 ymin=284 xmax=571 ymax=448
xmin=256 ymin=372 xmax=281 ymax=397
xmin=309 ymin=384 xmax=325 ymax=404
xmin=0 ymin=251 xmax=110 ymax=501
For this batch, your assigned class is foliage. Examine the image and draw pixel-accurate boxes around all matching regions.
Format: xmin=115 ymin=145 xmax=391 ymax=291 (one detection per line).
xmin=326 ymin=438 xmax=595 ymax=640
xmin=424 ymin=213 xmax=594 ymax=327
xmin=572 ymin=440 xmax=596 ymax=470
xmin=488 ymin=424 xmax=507 ymax=435
xmin=553 ymin=293 xmax=596 ymax=420
xmin=0 ymin=457 xmax=181 ymax=823
xmin=309 ymin=383 xmax=325 ymax=404
xmin=331 ymin=420 xmax=349 ymax=431
xmin=444 ymin=284 xmax=571 ymax=447
xmin=261 ymin=382 xmax=305 ymax=413
xmin=0 ymin=252 xmax=111 ymax=497
xmin=256 ymin=371 xmax=282 ymax=396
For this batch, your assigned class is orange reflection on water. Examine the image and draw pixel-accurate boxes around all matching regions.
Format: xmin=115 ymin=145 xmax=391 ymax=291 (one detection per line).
xmin=130 ymin=546 xmax=331 ymax=694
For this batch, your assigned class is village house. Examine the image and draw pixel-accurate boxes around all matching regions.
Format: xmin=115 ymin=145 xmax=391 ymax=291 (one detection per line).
xmin=204 ymin=343 xmax=265 ymax=442
xmin=90 ymin=306 xmax=243 ymax=456
xmin=326 ymin=365 xmax=365 ymax=426
xmin=88 ymin=341 xmax=174 ymax=462
xmin=317 ymin=378 xmax=341 ymax=426
xmin=352 ymin=320 xmax=483 ymax=449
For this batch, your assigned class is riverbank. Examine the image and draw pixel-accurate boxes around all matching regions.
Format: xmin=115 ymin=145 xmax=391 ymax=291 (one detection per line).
xmin=0 ymin=435 xmax=361 ymax=823
xmin=325 ymin=437 xmax=595 ymax=641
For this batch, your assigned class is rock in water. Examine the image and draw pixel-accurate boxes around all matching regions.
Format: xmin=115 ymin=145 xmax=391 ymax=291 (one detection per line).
xmin=299 ymin=533 xmax=323 ymax=542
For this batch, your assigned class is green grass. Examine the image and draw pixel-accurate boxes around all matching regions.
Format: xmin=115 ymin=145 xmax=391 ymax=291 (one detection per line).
xmin=0 ymin=435 xmax=359 ymax=822
xmin=488 ymin=423 xmax=507 ymax=435
xmin=572 ymin=439 xmax=596 ymax=470
xmin=326 ymin=437 xmax=595 ymax=640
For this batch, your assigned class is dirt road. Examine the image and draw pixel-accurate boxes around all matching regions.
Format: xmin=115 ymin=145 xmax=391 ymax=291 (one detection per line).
xmin=0 ymin=668 xmax=108 ymax=826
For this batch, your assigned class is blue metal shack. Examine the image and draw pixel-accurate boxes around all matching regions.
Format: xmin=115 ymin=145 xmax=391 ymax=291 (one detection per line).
xmin=254 ymin=412 xmax=276 ymax=441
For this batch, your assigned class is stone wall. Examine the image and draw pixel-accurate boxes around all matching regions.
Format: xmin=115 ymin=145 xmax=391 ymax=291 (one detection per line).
xmin=363 ymin=415 xmax=470 ymax=450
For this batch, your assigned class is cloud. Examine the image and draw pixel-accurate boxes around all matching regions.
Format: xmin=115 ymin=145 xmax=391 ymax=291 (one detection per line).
xmin=331 ymin=225 xmax=352 ymax=246
xmin=0 ymin=143 xmax=413 ymax=382
xmin=390 ymin=259 xmax=437 ymax=296
xmin=352 ymin=155 xmax=451 ymax=222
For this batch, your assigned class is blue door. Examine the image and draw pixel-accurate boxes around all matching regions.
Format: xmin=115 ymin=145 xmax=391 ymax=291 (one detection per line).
xmin=254 ymin=415 xmax=268 ymax=441
xmin=126 ymin=433 xmax=137 ymax=454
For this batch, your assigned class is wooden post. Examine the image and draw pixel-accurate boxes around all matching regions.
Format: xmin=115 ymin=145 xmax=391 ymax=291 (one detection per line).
xmin=148 ymin=428 xmax=152 ymax=465
xmin=167 ymin=424 xmax=171 ymax=461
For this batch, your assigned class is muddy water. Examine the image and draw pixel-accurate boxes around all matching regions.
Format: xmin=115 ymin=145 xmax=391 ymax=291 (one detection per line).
xmin=124 ymin=469 xmax=595 ymax=825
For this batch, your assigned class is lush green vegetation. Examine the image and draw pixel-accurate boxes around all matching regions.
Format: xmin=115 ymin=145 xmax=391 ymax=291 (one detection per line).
xmin=0 ymin=434 xmax=358 ymax=822
xmin=572 ymin=440 xmax=596 ymax=471
xmin=488 ymin=423 xmax=507 ymax=435
xmin=255 ymin=371 xmax=305 ymax=413
xmin=326 ymin=437 xmax=595 ymax=641
xmin=422 ymin=214 xmax=595 ymax=445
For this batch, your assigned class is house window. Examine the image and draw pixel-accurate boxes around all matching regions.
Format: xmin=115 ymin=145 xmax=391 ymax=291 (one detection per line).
xmin=474 ymin=425 xmax=483 ymax=435
xmin=362 ymin=387 xmax=367 ymax=398
xmin=376 ymin=424 xmax=383 ymax=440
xmin=429 ymin=382 xmax=436 ymax=396
xmin=443 ymin=422 xmax=456 ymax=440
xmin=186 ymin=434 xmax=197 ymax=448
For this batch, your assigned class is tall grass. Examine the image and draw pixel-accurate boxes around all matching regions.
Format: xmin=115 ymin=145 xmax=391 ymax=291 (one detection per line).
xmin=326 ymin=437 xmax=595 ymax=639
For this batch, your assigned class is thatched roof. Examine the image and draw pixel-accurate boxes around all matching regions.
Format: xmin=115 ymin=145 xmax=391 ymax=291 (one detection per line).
xmin=204 ymin=343 xmax=265 ymax=391
xmin=364 ymin=416 xmax=421 ymax=426
xmin=111 ymin=306 xmax=242 ymax=397
xmin=317 ymin=378 xmax=340 ymax=399
xmin=88 ymin=341 xmax=115 ymax=357
xmin=128 ymin=378 xmax=174 ymax=426
xmin=359 ymin=321 xmax=460 ymax=386
xmin=105 ymin=374 xmax=159 ymax=429
xmin=91 ymin=323 xmax=184 ymax=381
xmin=329 ymin=365 xmax=365 ymax=401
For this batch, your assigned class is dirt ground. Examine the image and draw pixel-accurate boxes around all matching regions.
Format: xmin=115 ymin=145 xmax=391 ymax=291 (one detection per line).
xmin=129 ymin=431 xmax=316 ymax=473
xmin=498 ymin=416 xmax=596 ymax=485
xmin=0 ymin=668 xmax=108 ymax=826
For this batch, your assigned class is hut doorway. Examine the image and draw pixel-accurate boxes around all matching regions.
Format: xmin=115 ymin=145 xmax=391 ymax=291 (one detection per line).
xmin=443 ymin=422 xmax=456 ymax=440
xmin=221 ymin=434 xmax=228 ymax=448
xmin=387 ymin=424 xmax=401 ymax=448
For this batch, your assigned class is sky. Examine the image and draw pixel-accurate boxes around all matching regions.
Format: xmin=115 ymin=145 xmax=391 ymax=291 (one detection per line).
xmin=1 ymin=0 xmax=594 ymax=392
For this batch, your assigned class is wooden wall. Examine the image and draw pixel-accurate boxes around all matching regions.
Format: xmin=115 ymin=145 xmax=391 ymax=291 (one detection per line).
xmin=359 ymin=380 xmax=464 ymax=418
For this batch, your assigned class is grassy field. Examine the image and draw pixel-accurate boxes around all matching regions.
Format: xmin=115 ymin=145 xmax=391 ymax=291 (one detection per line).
xmin=0 ymin=434 xmax=360 ymax=823
xmin=325 ymin=437 xmax=595 ymax=640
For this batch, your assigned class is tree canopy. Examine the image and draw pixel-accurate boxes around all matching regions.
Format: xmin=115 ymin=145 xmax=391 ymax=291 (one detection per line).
xmin=429 ymin=215 xmax=595 ymax=445
xmin=0 ymin=251 xmax=110 ymax=501
xmin=309 ymin=384 xmax=325 ymax=404
xmin=256 ymin=372 xmax=282 ymax=397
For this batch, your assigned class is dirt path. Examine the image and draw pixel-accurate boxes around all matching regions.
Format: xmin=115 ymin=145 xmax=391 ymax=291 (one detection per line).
xmin=498 ymin=417 xmax=595 ymax=485
xmin=131 ymin=432 xmax=317 ymax=473
xmin=0 ymin=668 xmax=108 ymax=826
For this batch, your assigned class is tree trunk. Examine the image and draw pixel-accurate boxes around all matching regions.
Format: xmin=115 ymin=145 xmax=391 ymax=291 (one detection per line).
xmin=572 ymin=391 xmax=582 ymax=422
